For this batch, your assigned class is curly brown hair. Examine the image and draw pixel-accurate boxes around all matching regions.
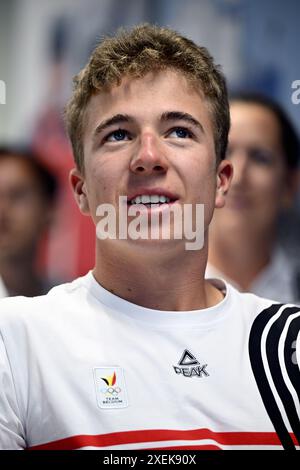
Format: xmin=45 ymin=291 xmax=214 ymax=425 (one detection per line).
xmin=65 ymin=23 xmax=230 ymax=172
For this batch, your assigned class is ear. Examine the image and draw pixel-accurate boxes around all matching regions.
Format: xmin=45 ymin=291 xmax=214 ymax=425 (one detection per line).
xmin=69 ymin=168 xmax=90 ymax=215
xmin=215 ymin=159 xmax=234 ymax=209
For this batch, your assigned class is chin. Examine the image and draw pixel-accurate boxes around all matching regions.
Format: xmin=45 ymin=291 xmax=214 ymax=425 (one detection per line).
xmin=121 ymin=237 xmax=186 ymax=255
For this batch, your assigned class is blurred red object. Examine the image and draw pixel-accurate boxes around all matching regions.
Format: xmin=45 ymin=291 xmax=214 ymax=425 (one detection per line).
xmin=32 ymin=106 xmax=95 ymax=281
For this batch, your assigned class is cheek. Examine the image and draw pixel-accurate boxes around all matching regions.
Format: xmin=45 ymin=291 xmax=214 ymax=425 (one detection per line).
xmin=184 ymin=161 xmax=216 ymax=222
xmin=251 ymin=170 xmax=284 ymax=203
xmin=10 ymin=212 xmax=39 ymax=242
xmin=180 ymin=146 xmax=216 ymax=185
xmin=12 ymin=205 xmax=36 ymax=226
xmin=190 ymin=162 xmax=216 ymax=199
xmin=86 ymin=161 xmax=123 ymax=207
xmin=23 ymin=206 xmax=46 ymax=231
xmin=249 ymin=171 xmax=286 ymax=225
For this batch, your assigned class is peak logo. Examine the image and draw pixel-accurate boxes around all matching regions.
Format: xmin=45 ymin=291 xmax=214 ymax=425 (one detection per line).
xmin=173 ymin=349 xmax=209 ymax=378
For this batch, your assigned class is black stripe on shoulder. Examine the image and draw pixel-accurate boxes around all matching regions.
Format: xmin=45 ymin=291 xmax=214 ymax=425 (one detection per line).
xmin=284 ymin=315 xmax=300 ymax=408
xmin=249 ymin=303 xmax=296 ymax=449
xmin=266 ymin=306 xmax=300 ymax=446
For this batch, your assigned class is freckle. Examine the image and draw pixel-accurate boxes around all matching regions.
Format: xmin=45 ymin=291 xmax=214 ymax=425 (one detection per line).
xmin=127 ymin=288 xmax=132 ymax=292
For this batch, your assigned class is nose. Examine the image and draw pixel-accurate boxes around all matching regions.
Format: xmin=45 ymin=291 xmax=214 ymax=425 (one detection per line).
xmin=130 ymin=132 xmax=168 ymax=175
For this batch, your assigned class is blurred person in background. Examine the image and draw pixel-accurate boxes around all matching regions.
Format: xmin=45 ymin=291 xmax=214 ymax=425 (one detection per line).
xmin=0 ymin=147 xmax=58 ymax=297
xmin=207 ymin=94 xmax=300 ymax=303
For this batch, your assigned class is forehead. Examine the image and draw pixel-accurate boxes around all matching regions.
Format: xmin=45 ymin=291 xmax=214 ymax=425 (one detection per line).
xmin=229 ymin=102 xmax=282 ymax=148
xmin=84 ymin=69 xmax=212 ymax=132
xmin=0 ymin=157 xmax=39 ymax=188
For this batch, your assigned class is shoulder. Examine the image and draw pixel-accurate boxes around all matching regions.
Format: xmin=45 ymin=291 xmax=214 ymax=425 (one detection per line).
xmin=245 ymin=294 xmax=300 ymax=363
xmin=0 ymin=274 xmax=90 ymax=332
xmin=212 ymin=277 xmax=280 ymax=318
xmin=0 ymin=275 xmax=8 ymax=299
xmin=219 ymin=279 xmax=300 ymax=339
xmin=242 ymin=292 xmax=300 ymax=446
xmin=236 ymin=282 xmax=299 ymax=319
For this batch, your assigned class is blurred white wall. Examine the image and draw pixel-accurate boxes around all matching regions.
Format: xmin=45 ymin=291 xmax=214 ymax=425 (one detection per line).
xmin=0 ymin=0 xmax=77 ymax=143
xmin=0 ymin=0 xmax=299 ymax=144
xmin=0 ymin=0 xmax=148 ymax=143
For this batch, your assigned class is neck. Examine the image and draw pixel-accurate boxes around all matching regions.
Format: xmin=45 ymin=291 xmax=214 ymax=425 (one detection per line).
xmin=93 ymin=239 xmax=224 ymax=311
xmin=0 ymin=252 xmax=43 ymax=297
xmin=208 ymin=224 xmax=275 ymax=291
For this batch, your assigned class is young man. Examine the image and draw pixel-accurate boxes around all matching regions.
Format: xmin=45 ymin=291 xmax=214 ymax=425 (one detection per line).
xmin=207 ymin=94 xmax=300 ymax=303
xmin=0 ymin=25 xmax=299 ymax=450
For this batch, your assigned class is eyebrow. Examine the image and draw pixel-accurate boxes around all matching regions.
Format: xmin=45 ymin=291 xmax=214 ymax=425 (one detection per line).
xmin=92 ymin=110 xmax=204 ymax=140
xmin=93 ymin=114 xmax=133 ymax=139
xmin=161 ymin=111 xmax=204 ymax=133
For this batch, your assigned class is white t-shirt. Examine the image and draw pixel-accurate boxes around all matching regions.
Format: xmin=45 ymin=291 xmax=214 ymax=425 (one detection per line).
xmin=0 ymin=272 xmax=299 ymax=450
xmin=0 ymin=276 xmax=8 ymax=299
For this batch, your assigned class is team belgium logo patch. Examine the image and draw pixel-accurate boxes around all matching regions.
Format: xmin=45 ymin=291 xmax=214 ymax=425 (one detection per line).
xmin=93 ymin=367 xmax=129 ymax=409
xmin=173 ymin=349 xmax=209 ymax=378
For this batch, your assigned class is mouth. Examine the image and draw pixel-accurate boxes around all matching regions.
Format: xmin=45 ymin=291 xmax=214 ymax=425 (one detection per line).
xmin=127 ymin=191 xmax=179 ymax=209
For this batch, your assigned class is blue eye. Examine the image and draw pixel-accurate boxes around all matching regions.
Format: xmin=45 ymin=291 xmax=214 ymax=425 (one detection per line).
xmin=169 ymin=127 xmax=192 ymax=139
xmin=106 ymin=129 xmax=129 ymax=142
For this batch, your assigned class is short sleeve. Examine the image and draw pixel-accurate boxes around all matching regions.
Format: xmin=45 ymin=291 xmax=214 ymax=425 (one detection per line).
xmin=0 ymin=333 xmax=26 ymax=449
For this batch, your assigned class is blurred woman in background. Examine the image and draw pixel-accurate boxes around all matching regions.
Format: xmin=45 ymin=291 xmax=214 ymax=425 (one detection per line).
xmin=207 ymin=94 xmax=300 ymax=303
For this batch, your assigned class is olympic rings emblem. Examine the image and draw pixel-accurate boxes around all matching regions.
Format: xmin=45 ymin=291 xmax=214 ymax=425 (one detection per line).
xmin=101 ymin=386 xmax=122 ymax=395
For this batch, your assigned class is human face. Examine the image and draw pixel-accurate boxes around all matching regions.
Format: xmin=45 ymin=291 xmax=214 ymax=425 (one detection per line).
xmin=0 ymin=157 xmax=51 ymax=260
xmin=217 ymin=102 xmax=289 ymax=235
xmin=71 ymin=69 xmax=231 ymax=252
